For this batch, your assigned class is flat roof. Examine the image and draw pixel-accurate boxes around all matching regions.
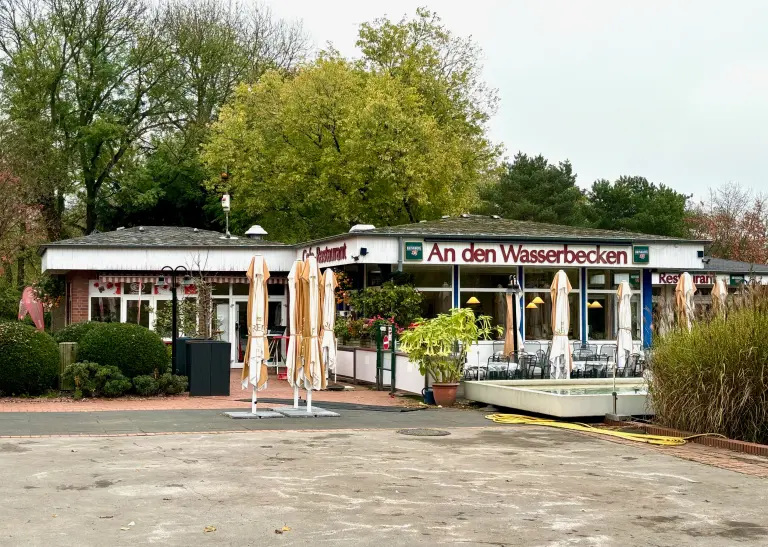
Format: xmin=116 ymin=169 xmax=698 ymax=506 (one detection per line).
xmin=303 ymin=215 xmax=709 ymax=245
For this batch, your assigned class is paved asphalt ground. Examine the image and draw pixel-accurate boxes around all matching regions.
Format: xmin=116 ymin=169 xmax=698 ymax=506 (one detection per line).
xmin=1 ymin=408 xmax=767 ymax=546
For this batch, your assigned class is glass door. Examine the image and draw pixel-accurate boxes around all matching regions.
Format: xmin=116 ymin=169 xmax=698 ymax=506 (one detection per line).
xmin=124 ymin=296 xmax=152 ymax=328
xmin=234 ymin=300 xmax=248 ymax=366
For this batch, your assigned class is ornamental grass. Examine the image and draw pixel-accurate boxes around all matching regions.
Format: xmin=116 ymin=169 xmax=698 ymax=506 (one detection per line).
xmin=648 ymin=283 xmax=768 ymax=444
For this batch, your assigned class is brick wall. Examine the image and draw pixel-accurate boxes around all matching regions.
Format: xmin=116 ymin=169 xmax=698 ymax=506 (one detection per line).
xmin=68 ymin=272 xmax=92 ymax=324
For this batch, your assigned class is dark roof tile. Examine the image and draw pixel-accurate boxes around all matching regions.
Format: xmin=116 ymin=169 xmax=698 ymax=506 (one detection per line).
xmin=41 ymin=226 xmax=285 ymax=248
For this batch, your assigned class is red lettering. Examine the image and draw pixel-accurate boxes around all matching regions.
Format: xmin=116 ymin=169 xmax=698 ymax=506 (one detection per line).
xmin=587 ymin=250 xmax=597 ymax=263
xmin=615 ymin=251 xmax=627 ymax=265
xmin=565 ymin=245 xmax=576 ymax=263
xmin=427 ymin=243 xmax=444 ymax=262
xmin=474 ymin=248 xmax=486 ymax=263
xmin=462 ymin=243 xmax=475 ymax=263
xmin=575 ymin=250 xmax=586 ymax=263
xmin=606 ymin=251 xmax=616 ymax=264
xmin=529 ymin=249 xmax=538 ymax=263
xmin=445 ymin=248 xmax=455 ymax=262
xmin=486 ymin=249 xmax=497 ymax=263
xmin=501 ymin=245 xmax=522 ymax=262
xmin=546 ymin=250 xmax=557 ymax=263
xmin=557 ymin=249 xmax=564 ymax=263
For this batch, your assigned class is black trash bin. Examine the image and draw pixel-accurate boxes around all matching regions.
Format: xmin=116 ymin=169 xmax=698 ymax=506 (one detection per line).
xmin=187 ymin=340 xmax=232 ymax=396
xmin=174 ymin=337 xmax=193 ymax=376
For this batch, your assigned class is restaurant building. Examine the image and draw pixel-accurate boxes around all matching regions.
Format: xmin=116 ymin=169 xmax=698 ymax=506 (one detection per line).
xmin=40 ymin=215 xmax=768 ymax=367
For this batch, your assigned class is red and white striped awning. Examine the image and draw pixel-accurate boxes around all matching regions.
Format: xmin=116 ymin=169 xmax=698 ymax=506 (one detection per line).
xmin=99 ymin=273 xmax=287 ymax=285
xmin=100 ymin=274 xmax=157 ymax=283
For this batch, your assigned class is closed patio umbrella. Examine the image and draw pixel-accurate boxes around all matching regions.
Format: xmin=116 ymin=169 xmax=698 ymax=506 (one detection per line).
xmin=503 ymin=292 xmax=523 ymax=357
xmin=549 ymin=270 xmax=572 ymax=380
xmin=675 ymin=272 xmax=697 ymax=331
xmin=616 ymin=281 xmax=633 ymax=374
xmin=286 ymin=259 xmax=303 ymax=408
xmin=300 ymin=255 xmax=325 ymax=410
xmin=711 ymin=277 xmax=727 ymax=317
xmin=321 ymin=268 xmax=338 ymax=383
xmin=241 ymin=255 xmax=270 ymax=413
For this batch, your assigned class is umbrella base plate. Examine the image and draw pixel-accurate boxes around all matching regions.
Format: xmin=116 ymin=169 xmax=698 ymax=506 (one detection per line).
xmin=225 ymin=410 xmax=284 ymax=419
xmin=278 ymin=407 xmax=340 ymax=418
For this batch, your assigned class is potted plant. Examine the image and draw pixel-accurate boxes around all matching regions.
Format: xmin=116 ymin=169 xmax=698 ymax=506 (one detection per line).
xmin=399 ymin=308 xmax=502 ymax=406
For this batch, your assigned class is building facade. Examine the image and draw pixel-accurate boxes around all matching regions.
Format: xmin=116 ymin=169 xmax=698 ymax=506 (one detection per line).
xmin=41 ymin=216 xmax=768 ymax=368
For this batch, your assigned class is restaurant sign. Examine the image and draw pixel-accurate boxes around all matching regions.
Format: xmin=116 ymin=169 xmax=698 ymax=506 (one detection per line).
xmin=633 ymin=245 xmax=650 ymax=264
xmin=424 ymin=242 xmax=629 ymax=265
xmin=404 ymin=241 xmax=423 ymax=261
xmin=653 ymin=273 xmax=719 ymax=285
xmin=301 ymin=243 xmax=348 ymax=264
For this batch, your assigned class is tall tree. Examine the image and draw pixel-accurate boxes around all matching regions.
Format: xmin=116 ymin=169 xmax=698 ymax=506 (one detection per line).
xmin=479 ymin=153 xmax=586 ymax=225
xmin=99 ymin=0 xmax=308 ymax=230
xmin=688 ymin=183 xmax=768 ymax=264
xmin=203 ymin=56 xmax=499 ymax=242
xmin=0 ymin=0 xmax=179 ymax=234
xmin=587 ymin=176 xmax=690 ymax=237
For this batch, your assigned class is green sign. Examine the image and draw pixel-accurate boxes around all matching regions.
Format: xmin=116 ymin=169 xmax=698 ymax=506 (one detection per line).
xmin=730 ymin=274 xmax=745 ymax=286
xmin=404 ymin=241 xmax=423 ymax=261
xmin=629 ymin=272 xmax=641 ymax=289
xmin=633 ymin=245 xmax=650 ymax=264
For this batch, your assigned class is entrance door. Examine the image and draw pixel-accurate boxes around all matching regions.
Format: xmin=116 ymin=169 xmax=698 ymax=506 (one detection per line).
xmin=233 ymin=297 xmax=286 ymax=367
xmin=124 ymin=296 xmax=152 ymax=328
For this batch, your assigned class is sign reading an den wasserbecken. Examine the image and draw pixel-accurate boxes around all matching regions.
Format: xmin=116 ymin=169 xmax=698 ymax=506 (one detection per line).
xmin=405 ymin=242 xmax=423 ymax=261
xmin=633 ymin=245 xmax=650 ymax=264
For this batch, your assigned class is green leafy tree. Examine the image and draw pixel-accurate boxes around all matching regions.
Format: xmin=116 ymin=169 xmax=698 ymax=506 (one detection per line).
xmin=480 ymin=153 xmax=586 ymax=225
xmin=587 ymin=176 xmax=690 ymax=237
xmin=203 ymin=55 xmax=499 ymax=242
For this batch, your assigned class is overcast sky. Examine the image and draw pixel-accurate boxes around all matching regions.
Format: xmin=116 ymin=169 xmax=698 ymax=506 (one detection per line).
xmin=264 ymin=0 xmax=768 ymax=200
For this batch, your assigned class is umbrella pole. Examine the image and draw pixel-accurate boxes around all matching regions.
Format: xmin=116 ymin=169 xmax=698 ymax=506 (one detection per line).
xmin=306 ymin=388 xmax=313 ymax=413
xmin=251 ymin=386 xmax=258 ymax=414
xmin=293 ymin=385 xmax=299 ymax=408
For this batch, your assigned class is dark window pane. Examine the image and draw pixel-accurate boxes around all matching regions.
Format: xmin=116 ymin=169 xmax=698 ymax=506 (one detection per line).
xmin=90 ymin=297 xmax=121 ymax=322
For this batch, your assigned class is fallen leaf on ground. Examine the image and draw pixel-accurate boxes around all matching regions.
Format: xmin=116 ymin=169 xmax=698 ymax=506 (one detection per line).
xmin=52 ymin=515 xmax=57 ymax=518
xmin=204 ymin=526 xmax=216 ymax=533
xmin=99 ymin=516 xmax=113 ymax=519
xmin=120 ymin=527 xmax=129 ymax=531
xmin=282 ymin=526 xmax=291 ymax=532
xmin=128 ymin=521 xmax=135 ymax=526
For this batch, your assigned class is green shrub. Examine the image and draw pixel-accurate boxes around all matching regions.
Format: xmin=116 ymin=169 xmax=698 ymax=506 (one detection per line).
xmin=158 ymin=373 xmax=188 ymax=395
xmin=0 ymin=321 xmax=59 ymax=395
xmin=61 ymin=361 xmax=131 ymax=400
xmin=54 ymin=321 xmax=105 ymax=344
xmin=0 ymin=284 xmax=20 ymax=322
xmin=132 ymin=374 xmax=160 ymax=396
xmin=78 ymin=323 xmax=167 ymax=379
xmin=348 ymin=281 xmax=423 ymax=328
xmin=649 ymin=305 xmax=768 ymax=444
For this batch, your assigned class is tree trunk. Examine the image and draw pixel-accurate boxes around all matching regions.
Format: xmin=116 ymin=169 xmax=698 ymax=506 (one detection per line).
xmin=16 ymin=255 xmax=25 ymax=290
xmin=85 ymin=178 xmax=97 ymax=234
xmin=4 ymin=263 xmax=13 ymax=284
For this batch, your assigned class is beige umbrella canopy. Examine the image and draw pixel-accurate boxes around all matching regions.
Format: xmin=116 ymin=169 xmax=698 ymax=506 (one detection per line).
xmin=675 ymin=272 xmax=697 ymax=331
xmin=321 ymin=269 xmax=338 ymax=382
xmin=285 ymin=260 xmax=303 ymax=397
xmin=616 ymin=281 xmax=633 ymax=373
xmin=503 ymin=292 xmax=524 ymax=357
xmin=241 ymin=255 xmax=270 ymax=413
xmin=549 ymin=270 xmax=573 ymax=379
xmin=300 ymin=255 xmax=325 ymax=392
xmin=711 ymin=277 xmax=727 ymax=318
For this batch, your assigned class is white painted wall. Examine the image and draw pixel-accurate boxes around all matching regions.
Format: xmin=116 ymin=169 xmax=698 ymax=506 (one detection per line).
xmin=42 ymin=246 xmax=297 ymax=274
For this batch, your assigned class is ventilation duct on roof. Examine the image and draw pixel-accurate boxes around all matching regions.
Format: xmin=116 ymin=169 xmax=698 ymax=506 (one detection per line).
xmin=245 ymin=225 xmax=268 ymax=240
xmin=349 ymin=224 xmax=376 ymax=233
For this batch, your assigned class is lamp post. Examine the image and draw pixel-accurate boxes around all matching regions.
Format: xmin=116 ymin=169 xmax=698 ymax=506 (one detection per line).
xmin=159 ymin=266 xmax=190 ymax=373
xmin=507 ymin=274 xmax=521 ymax=354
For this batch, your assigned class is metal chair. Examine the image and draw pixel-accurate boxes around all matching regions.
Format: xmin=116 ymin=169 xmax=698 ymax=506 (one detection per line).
xmin=599 ymin=344 xmax=617 ymax=361
xmin=520 ymin=354 xmax=541 ymax=379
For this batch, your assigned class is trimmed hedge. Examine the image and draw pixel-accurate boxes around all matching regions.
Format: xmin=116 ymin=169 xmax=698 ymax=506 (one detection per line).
xmin=54 ymin=321 xmax=106 ymax=344
xmin=0 ymin=322 xmax=59 ymax=395
xmin=78 ymin=323 xmax=168 ymax=379
xmin=61 ymin=361 xmax=132 ymax=400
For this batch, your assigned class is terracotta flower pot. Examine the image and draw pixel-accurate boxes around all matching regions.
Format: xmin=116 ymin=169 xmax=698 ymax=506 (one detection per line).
xmin=431 ymin=383 xmax=459 ymax=407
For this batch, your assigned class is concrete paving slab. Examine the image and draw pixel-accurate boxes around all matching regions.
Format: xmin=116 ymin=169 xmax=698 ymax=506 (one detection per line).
xmin=0 ymin=427 xmax=767 ymax=546
xmin=278 ymin=406 xmax=340 ymax=418
xmin=224 ymin=410 xmax=284 ymax=419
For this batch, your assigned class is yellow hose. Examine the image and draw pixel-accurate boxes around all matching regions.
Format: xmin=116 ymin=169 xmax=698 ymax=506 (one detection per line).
xmin=485 ymin=413 xmax=688 ymax=446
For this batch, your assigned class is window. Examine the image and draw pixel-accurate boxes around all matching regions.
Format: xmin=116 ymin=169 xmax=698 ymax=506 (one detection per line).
xmin=523 ymin=292 xmax=580 ymax=339
xmin=586 ymin=269 xmax=642 ymax=341
xmin=126 ymin=300 xmax=151 ymax=328
xmin=232 ymin=283 xmax=249 ymax=296
xmin=524 ymin=268 xmax=579 ymax=290
xmin=90 ymin=297 xmax=121 ymax=322
xmin=459 ymin=291 xmax=507 ymax=337
xmin=211 ymin=283 xmax=230 ymax=296
xmin=401 ymin=265 xmax=452 ymax=288
xmin=267 ymin=283 xmax=285 ymax=296
xmin=419 ymin=291 xmax=453 ymax=319
xmin=123 ymin=282 xmax=152 ymax=295
xmin=460 ymin=266 xmax=514 ymax=289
